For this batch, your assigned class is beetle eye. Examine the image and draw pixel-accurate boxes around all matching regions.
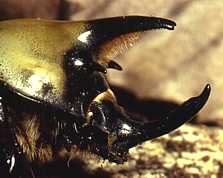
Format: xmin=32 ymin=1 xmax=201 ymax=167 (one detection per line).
xmin=88 ymin=102 xmax=107 ymax=128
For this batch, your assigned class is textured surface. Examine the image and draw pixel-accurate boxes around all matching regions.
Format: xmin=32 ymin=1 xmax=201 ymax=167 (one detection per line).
xmin=35 ymin=123 xmax=222 ymax=177
xmin=83 ymin=123 xmax=223 ymax=178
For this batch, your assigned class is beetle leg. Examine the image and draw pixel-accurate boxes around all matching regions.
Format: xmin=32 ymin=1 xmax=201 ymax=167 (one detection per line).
xmin=0 ymin=96 xmax=34 ymax=177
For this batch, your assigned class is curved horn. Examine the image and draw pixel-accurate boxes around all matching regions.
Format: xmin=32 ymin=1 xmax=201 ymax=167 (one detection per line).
xmin=89 ymin=16 xmax=176 ymax=48
xmin=87 ymin=16 xmax=176 ymax=69
xmin=117 ymin=84 xmax=211 ymax=149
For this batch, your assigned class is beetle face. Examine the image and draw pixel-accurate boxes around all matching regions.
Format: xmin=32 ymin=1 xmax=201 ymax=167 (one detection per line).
xmin=0 ymin=16 xmax=211 ymax=176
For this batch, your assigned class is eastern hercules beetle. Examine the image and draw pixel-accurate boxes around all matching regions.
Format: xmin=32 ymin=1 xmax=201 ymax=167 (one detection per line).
xmin=0 ymin=16 xmax=210 ymax=177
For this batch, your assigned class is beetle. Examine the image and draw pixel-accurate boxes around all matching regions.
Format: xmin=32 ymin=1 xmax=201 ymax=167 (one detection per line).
xmin=0 ymin=16 xmax=211 ymax=177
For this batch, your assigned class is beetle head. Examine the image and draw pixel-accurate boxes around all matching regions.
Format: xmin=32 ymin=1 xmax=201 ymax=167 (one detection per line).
xmin=60 ymin=17 xmax=210 ymax=163
xmin=0 ymin=16 xmax=211 ymax=164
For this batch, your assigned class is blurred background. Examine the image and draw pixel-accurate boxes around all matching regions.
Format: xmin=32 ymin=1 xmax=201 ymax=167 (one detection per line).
xmin=1 ymin=0 xmax=223 ymax=124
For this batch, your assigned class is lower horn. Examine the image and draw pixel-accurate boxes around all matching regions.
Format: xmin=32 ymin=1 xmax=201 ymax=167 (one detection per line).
xmin=122 ymin=84 xmax=211 ymax=148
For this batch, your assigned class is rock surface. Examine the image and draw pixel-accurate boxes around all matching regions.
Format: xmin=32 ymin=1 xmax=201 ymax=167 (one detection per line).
xmin=33 ymin=123 xmax=223 ymax=178
xmin=91 ymin=123 xmax=223 ymax=178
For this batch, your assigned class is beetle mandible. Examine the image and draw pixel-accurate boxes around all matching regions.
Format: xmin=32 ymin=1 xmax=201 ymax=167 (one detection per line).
xmin=0 ymin=16 xmax=211 ymax=177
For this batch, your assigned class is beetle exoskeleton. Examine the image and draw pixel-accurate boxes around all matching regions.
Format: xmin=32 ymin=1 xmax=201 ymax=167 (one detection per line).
xmin=0 ymin=16 xmax=210 ymax=177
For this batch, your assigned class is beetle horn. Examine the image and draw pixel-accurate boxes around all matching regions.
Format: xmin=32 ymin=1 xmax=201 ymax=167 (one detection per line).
xmin=87 ymin=16 xmax=176 ymax=70
xmin=123 ymin=84 xmax=211 ymax=147
xmin=84 ymin=84 xmax=210 ymax=163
